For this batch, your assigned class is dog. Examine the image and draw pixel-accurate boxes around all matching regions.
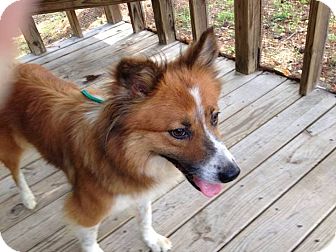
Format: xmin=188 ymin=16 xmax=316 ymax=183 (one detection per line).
xmin=0 ymin=28 xmax=240 ymax=252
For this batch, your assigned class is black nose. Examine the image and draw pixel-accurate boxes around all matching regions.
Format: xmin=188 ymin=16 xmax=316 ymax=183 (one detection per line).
xmin=218 ymin=162 xmax=240 ymax=183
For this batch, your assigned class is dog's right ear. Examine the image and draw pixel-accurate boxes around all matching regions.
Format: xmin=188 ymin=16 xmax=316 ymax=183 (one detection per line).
xmin=114 ymin=58 xmax=163 ymax=98
xmin=178 ymin=27 xmax=218 ymax=68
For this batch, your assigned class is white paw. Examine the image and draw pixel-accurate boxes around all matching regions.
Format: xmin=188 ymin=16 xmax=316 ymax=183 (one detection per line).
xmin=143 ymin=229 xmax=172 ymax=252
xmin=21 ymin=191 xmax=37 ymax=210
xmin=81 ymin=243 xmax=104 ymax=252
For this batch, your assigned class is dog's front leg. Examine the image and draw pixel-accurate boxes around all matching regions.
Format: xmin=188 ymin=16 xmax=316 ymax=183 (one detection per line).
xmin=136 ymin=199 xmax=172 ymax=252
xmin=73 ymin=224 xmax=103 ymax=252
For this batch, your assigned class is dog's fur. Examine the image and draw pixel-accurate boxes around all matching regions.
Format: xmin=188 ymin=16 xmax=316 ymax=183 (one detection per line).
xmin=0 ymin=29 xmax=240 ymax=252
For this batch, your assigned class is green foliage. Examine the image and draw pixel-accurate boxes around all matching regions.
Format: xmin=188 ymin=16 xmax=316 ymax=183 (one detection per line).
xmin=216 ymin=10 xmax=234 ymax=23
xmin=176 ymin=5 xmax=191 ymax=28
xmin=272 ymin=0 xmax=293 ymax=22
xmin=328 ymin=33 xmax=336 ymax=42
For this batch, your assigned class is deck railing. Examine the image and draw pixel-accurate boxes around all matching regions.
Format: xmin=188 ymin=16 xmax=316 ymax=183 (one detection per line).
xmin=23 ymin=0 xmax=331 ymax=95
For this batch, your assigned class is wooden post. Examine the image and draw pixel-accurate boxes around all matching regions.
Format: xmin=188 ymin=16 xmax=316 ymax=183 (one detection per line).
xmin=21 ymin=16 xmax=46 ymax=55
xmin=127 ymin=2 xmax=145 ymax=32
xmin=234 ymin=0 xmax=261 ymax=74
xmin=104 ymin=5 xmax=123 ymax=24
xmin=300 ymin=0 xmax=330 ymax=96
xmin=66 ymin=10 xmax=83 ymax=37
xmin=189 ymin=0 xmax=208 ymax=41
xmin=151 ymin=0 xmax=176 ymax=44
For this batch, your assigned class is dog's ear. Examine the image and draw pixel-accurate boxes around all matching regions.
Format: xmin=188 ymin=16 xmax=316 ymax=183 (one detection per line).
xmin=179 ymin=27 xmax=218 ymax=68
xmin=114 ymin=58 xmax=163 ymax=98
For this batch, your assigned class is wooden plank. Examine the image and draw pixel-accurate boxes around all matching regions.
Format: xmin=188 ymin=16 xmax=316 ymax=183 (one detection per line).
xmin=228 ymin=90 xmax=336 ymax=177
xmin=128 ymin=2 xmax=145 ymax=32
xmin=189 ymin=0 xmax=208 ymax=41
xmin=99 ymin=89 xmax=336 ymax=251
xmin=66 ymin=10 xmax=83 ymax=38
xmin=0 ymin=160 xmax=57 ymax=204
xmin=300 ymin=0 xmax=330 ymax=95
xmin=149 ymin=41 xmax=186 ymax=62
xmin=19 ymin=22 xmax=126 ymax=64
xmin=172 ymin=108 xmax=336 ymax=252
xmin=104 ymin=5 xmax=122 ymax=24
xmin=88 ymin=41 xmax=184 ymax=89
xmin=21 ymin=16 xmax=46 ymax=55
xmin=215 ymin=59 xmax=236 ymax=80
xmin=0 ymin=171 xmax=69 ymax=232
xmin=218 ymin=72 xmax=286 ymax=121
xmin=151 ymin=0 xmax=176 ymax=44
xmin=222 ymin=149 xmax=336 ymax=252
xmin=43 ymin=30 xmax=153 ymax=77
xmin=31 ymin=22 xmax=131 ymax=66
xmin=53 ymin=33 xmax=158 ymax=84
xmin=3 ymin=195 xmax=67 ymax=251
xmin=295 ymin=208 xmax=336 ymax=252
xmin=33 ymin=0 xmax=146 ymax=14
xmin=90 ymin=44 xmax=225 ymax=89
xmin=234 ymin=0 xmax=261 ymax=74
xmin=219 ymin=70 xmax=263 ymax=97
xmin=0 ymin=168 xmax=10 ymax=180
xmin=219 ymin=80 xmax=300 ymax=147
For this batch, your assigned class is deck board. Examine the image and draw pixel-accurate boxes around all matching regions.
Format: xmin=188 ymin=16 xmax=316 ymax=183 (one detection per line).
xmin=219 ymin=79 xmax=300 ymax=146
xmin=295 ymin=208 xmax=336 ymax=251
xmin=222 ymin=148 xmax=336 ymax=252
xmin=0 ymin=160 xmax=57 ymax=204
xmin=0 ymin=171 xmax=69 ymax=232
xmin=19 ymin=22 xmax=127 ymax=64
xmin=1 ymin=23 xmax=336 ymax=252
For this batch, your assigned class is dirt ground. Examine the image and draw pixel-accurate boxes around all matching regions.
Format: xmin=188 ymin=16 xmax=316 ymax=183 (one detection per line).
xmin=14 ymin=0 xmax=335 ymax=92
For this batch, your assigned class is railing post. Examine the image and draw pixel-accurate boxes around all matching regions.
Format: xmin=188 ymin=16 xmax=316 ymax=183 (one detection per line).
xmin=189 ymin=0 xmax=208 ymax=41
xmin=66 ymin=10 xmax=83 ymax=38
xmin=151 ymin=0 xmax=176 ymax=44
xmin=104 ymin=5 xmax=123 ymax=24
xmin=127 ymin=2 xmax=145 ymax=32
xmin=300 ymin=0 xmax=330 ymax=96
xmin=234 ymin=0 xmax=261 ymax=74
xmin=21 ymin=16 xmax=46 ymax=55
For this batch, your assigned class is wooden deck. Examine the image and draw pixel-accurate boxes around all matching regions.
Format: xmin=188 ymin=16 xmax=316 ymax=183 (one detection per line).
xmin=1 ymin=22 xmax=336 ymax=252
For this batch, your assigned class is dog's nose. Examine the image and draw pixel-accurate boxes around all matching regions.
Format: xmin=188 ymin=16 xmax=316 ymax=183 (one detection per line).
xmin=218 ymin=162 xmax=240 ymax=183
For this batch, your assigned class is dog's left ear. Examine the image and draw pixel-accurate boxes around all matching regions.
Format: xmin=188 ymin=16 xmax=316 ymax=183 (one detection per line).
xmin=179 ymin=27 xmax=218 ymax=68
xmin=114 ymin=58 xmax=163 ymax=98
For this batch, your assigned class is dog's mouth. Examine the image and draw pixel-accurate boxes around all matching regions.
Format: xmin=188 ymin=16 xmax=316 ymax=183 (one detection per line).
xmin=161 ymin=156 xmax=222 ymax=198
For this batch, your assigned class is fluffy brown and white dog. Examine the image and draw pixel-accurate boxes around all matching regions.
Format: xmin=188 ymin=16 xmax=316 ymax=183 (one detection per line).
xmin=0 ymin=28 xmax=240 ymax=252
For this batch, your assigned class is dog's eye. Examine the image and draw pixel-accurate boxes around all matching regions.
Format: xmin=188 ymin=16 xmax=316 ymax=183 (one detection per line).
xmin=169 ymin=128 xmax=190 ymax=140
xmin=211 ymin=112 xmax=220 ymax=126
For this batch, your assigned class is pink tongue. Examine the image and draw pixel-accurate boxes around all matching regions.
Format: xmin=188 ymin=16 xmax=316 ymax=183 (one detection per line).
xmin=193 ymin=177 xmax=222 ymax=198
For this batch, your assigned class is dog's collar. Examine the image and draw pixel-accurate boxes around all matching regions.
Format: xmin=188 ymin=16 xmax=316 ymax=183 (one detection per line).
xmin=81 ymin=89 xmax=105 ymax=104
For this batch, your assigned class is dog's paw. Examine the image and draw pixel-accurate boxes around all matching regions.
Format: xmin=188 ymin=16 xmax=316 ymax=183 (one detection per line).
xmin=143 ymin=229 xmax=172 ymax=252
xmin=21 ymin=191 xmax=37 ymax=210
xmin=81 ymin=243 xmax=104 ymax=252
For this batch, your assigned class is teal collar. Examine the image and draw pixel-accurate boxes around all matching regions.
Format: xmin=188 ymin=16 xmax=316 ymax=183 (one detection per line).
xmin=81 ymin=89 xmax=105 ymax=103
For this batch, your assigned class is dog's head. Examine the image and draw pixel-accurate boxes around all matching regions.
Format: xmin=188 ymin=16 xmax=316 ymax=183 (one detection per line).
xmin=107 ymin=28 xmax=240 ymax=197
